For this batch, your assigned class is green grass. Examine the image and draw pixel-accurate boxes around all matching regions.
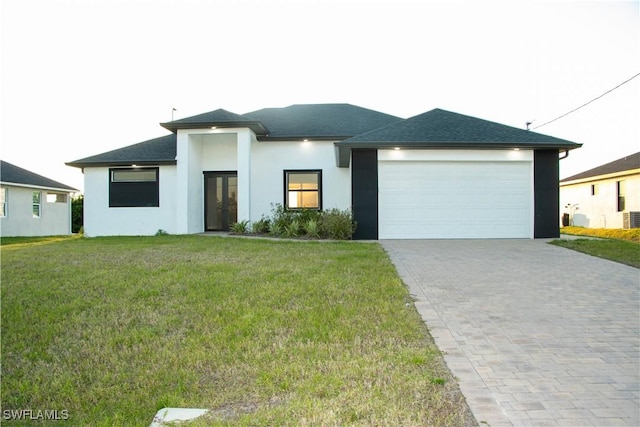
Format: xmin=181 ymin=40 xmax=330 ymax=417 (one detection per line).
xmin=551 ymin=238 xmax=640 ymax=268
xmin=1 ymin=236 xmax=475 ymax=426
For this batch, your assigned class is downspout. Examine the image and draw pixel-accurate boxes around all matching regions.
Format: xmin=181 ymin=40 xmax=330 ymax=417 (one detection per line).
xmin=559 ymin=149 xmax=569 ymax=160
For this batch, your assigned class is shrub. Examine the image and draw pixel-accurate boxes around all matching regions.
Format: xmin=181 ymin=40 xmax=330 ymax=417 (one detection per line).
xmin=269 ymin=203 xmax=294 ymax=236
xmin=303 ymin=218 xmax=320 ymax=238
xmin=230 ymin=220 xmax=250 ymax=234
xmin=283 ymin=218 xmax=301 ymax=238
xmin=320 ymin=208 xmax=356 ymax=240
xmin=252 ymin=217 xmax=270 ymax=234
xmin=71 ymin=195 xmax=83 ymax=233
xmin=155 ymin=229 xmax=169 ymax=236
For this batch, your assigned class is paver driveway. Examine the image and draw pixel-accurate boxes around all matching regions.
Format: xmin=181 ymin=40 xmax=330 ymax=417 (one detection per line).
xmin=382 ymin=239 xmax=639 ymax=427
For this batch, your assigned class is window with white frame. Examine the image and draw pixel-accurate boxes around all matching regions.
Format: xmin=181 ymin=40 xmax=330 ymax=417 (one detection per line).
xmin=0 ymin=188 xmax=6 ymax=217
xmin=32 ymin=191 xmax=41 ymax=218
xmin=617 ymin=180 xmax=625 ymax=212
xmin=47 ymin=193 xmax=67 ymax=203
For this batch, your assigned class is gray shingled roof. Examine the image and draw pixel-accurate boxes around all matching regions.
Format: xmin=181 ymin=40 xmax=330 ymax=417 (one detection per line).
xmin=333 ymin=108 xmax=581 ymax=167
xmin=244 ymin=104 xmax=402 ymax=139
xmin=336 ymin=108 xmax=580 ymax=147
xmin=160 ymin=109 xmax=268 ymax=134
xmin=1 ymin=160 xmax=78 ymax=191
xmin=67 ymin=105 xmax=581 ymax=168
xmin=560 ymin=152 xmax=640 ymax=183
xmin=66 ymin=134 xmax=177 ymax=168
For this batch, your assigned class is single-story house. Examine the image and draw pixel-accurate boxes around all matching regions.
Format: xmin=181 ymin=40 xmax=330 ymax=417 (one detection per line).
xmin=0 ymin=160 xmax=78 ymax=237
xmin=67 ymin=104 xmax=581 ymax=239
xmin=560 ymin=151 xmax=640 ymax=229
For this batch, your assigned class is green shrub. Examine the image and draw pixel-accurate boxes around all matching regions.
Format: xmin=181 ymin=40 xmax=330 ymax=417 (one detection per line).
xmin=230 ymin=220 xmax=250 ymax=234
xmin=155 ymin=229 xmax=169 ymax=236
xmin=303 ymin=218 xmax=320 ymax=238
xmin=283 ymin=219 xmax=301 ymax=238
xmin=252 ymin=217 xmax=270 ymax=234
xmin=71 ymin=195 xmax=83 ymax=233
xmin=269 ymin=203 xmax=295 ymax=237
xmin=320 ymin=208 xmax=356 ymax=240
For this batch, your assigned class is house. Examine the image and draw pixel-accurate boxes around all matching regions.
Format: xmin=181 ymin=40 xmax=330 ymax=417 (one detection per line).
xmin=560 ymin=152 xmax=640 ymax=229
xmin=67 ymin=104 xmax=581 ymax=239
xmin=0 ymin=160 xmax=78 ymax=237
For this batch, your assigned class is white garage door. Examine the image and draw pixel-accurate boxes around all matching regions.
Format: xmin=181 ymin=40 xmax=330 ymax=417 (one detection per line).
xmin=379 ymin=160 xmax=533 ymax=239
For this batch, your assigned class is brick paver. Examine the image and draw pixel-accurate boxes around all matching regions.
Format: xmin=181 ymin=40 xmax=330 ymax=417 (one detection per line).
xmin=382 ymin=239 xmax=639 ymax=427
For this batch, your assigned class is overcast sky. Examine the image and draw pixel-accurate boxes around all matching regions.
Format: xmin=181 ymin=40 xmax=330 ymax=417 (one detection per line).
xmin=2 ymin=0 xmax=638 ymax=192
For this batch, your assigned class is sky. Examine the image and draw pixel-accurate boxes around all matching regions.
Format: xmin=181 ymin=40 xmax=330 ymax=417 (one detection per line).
xmin=1 ymin=0 xmax=638 ymax=192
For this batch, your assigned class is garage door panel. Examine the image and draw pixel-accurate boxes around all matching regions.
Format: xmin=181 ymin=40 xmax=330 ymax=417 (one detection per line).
xmin=379 ymin=161 xmax=532 ymax=239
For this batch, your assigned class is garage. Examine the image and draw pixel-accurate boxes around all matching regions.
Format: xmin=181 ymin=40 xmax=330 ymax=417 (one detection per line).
xmin=378 ymin=151 xmax=533 ymax=239
xmin=337 ymin=108 xmax=581 ymax=240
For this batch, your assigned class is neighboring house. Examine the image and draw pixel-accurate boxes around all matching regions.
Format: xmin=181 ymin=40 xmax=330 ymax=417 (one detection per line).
xmin=560 ymin=152 xmax=640 ymax=229
xmin=0 ymin=160 xmax=78 ymax=237
xmin=67 ymin=104 xmax=581 ymax=239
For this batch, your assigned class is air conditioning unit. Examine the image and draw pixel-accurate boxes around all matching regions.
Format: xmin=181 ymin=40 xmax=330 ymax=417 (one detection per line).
xmin=623 ymin=211 xmax=640 ymax=229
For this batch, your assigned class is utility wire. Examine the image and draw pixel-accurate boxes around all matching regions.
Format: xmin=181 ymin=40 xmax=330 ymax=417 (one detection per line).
xmin=533 ymin=72 xmax=640 ymax=130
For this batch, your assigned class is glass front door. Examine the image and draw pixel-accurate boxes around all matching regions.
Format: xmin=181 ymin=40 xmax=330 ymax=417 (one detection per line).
xmin=205 ymin=172 xmax=237 ymax=231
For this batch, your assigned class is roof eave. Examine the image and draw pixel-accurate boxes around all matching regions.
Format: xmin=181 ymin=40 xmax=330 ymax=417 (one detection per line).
xmin=65 ymin=159 xmax=177 ymax=169
xmin=335 ymin=141 xmax=582 ymax=149
xmin=0 ymin=181 xmax=79 ymax=193
xmin=160 ymin=121 xmax=269 ymax=135
xmin=334 ymin=141 xmax=582 ymax=168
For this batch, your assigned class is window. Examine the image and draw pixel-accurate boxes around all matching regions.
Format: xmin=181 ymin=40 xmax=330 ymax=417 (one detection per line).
xmin=617 ymin=180 xmax=625 ymax=212
xmin=32 ymin=191 xmax=41 ymax=218
xmin=0 ymin=188 xmax=6 ymax=217
xmin=284 ymin=170 xmax=322 ymax=210
xmin=591 ymin=184 xmax=598 ymax=196
xmin=47 ymin=193 xmax=67 ymax=203
xmin=109 ymin=167 xmax=159 ymax=207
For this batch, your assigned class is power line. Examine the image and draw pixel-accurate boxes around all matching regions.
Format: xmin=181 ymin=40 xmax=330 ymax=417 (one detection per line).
xmin=533 ymin=72 xmax=640 ymax=130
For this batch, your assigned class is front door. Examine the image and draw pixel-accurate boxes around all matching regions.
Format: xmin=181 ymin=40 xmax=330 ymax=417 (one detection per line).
xmin=204 ymin=172 xmax=238 ymax=231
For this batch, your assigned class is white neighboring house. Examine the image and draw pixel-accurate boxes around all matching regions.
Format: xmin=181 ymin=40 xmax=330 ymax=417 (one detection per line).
xmin=0 ymin=161 xmax=79 ymax=237
xmin=67 ymin=104 xmax=581 ymax=239
xmin=560 ymin=152 xmax=640 ymax=229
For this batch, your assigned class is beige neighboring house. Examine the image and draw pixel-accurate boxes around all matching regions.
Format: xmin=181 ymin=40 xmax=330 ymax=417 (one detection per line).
xmin=560 ymin=152 xmax=640 ymax=229
xmin=0 ymin=160 xmax=78 ymax=237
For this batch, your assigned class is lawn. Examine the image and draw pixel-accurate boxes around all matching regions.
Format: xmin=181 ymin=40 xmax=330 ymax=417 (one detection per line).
xmin=551 ymin=238 xmax=640 ymax=268
xmin=1 ymin=235 xmax=475 ymax=426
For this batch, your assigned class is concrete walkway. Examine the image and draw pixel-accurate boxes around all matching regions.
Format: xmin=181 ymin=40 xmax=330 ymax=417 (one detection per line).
xmin=382 ymin=239 xmax=639 ymax=427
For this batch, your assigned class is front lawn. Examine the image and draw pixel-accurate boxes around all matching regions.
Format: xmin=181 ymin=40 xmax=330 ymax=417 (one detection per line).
xmin=551 ymin=238 xmax=640 ymax=268
xmin=1 ymin=236 xmax=474 ymax=426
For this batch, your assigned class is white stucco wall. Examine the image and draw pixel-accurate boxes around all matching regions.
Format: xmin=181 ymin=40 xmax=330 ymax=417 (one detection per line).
xmin=0 ymin=184 xmax=73 ymax=236
xmin=83 ymin=166 xmax=177 ymax=236
xmin=251 ymin=139 xmax=351 ymax=222
xmin=560 ymin=172 xmax=640 ymax=228
xmin=177 ymin=129 xmax=350 ymax=231
xmin=82 ymin=128 xmax=351 ymax=236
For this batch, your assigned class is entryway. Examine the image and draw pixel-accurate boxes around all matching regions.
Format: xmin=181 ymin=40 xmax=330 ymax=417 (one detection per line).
xmin=204 ymin=172 xmax=237 ymax=231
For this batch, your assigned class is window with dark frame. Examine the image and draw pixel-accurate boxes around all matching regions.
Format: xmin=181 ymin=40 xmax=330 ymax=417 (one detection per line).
xmin=109 ymin=167 xmax=159 ymax=207
xmin=617 ymin=180 xmax=625 ymax=212
xmin=284 ymin=170 xmax=322 ymax=210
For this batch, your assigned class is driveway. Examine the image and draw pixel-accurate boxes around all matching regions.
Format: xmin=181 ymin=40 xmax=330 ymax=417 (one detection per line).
xmin=382 ymin=239 xmax=639 ymax=427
